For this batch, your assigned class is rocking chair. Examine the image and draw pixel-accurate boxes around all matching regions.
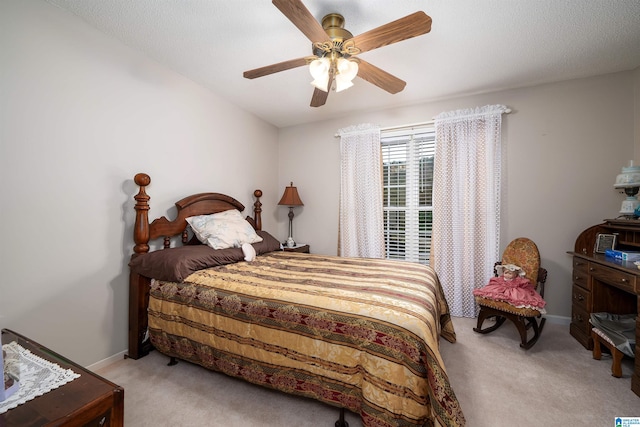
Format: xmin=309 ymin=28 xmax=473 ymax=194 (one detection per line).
xmin=473 ymin=237 xmax=548 ymax=349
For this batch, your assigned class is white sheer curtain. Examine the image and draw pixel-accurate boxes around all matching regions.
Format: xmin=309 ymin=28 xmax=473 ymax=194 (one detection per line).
xmin=337 ymin=123 xmax=385 ymax=258
xmin=432 ymin=105 xmax=508 ymax=317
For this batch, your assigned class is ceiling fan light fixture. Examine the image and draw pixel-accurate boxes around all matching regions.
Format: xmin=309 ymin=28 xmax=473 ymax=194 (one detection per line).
xmin=337 ymin=57 xmax=358 ymax=80
xmin=334 ymin=75 xmax=354 ymax=92
xmin=334 ymin=58 xmax=358 ymax=92
xmin=311 ymin=77 xmax=330 ymax=92
xmin=309 ymin=57 xmax=331 ymax=92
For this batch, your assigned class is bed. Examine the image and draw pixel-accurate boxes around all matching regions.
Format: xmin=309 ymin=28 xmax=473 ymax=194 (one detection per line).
xmin=127 ymin=173 xmax=465 ymax=427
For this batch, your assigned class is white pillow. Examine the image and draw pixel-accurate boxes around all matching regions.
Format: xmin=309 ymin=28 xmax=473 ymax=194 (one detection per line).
xmin=242 ymin=243 xmax=256 ymax=262
xmin=186 ymin=210 xmax=263 ymax=250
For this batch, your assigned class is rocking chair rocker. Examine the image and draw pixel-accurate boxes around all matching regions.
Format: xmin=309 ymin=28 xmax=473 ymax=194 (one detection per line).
xmin=473 ymin=237 xmax=548 ymax=349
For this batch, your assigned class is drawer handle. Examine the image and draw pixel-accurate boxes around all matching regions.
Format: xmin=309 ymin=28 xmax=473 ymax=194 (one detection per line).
xmin=98 ymin=416 xmax=106 ymax=426
xmin=589 ymin=267 xmax=595 ymax=271
xmin=574 ymin=294 xmax=584 ymax=301
xmin=620 ymin=278 xmax=628 ymax=283
xmin=573 ymin=313 xmax=583 ymax=322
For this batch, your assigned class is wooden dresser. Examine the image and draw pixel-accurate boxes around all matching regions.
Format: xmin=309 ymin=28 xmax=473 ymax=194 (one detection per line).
xmin=570 ymin=219 xmax=640 ymax=397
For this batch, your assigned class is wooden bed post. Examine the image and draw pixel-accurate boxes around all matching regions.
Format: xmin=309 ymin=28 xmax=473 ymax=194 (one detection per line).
xmin=133 ymin=173 xmax=151 ymax=254
xmin=253 ymin=189 xmax=262 ymax=231
xmin=128 ymin=173 xmax=153 ymax=360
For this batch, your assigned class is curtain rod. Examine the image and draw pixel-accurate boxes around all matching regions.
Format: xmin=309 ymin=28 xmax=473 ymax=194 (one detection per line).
xmin=431 ymin=107 xmax=512 ymax=121
xmin=334 ymin=120 xmax=434 ymax=138
xmin=380 ymin=120 xmax=434 ymax=132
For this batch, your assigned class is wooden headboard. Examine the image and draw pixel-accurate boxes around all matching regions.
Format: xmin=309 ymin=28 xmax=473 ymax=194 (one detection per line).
xmin=132 ymin=173 xmax=263 ymax=254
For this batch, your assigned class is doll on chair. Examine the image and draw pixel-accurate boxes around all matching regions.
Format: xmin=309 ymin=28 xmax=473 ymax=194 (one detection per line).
xmin=473 ymin=264 xmax=546 ymax=312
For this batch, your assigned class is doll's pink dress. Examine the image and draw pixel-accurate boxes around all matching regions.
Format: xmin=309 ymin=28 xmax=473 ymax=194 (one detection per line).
xmin=473 ymin=275 xmax=546 ymax=311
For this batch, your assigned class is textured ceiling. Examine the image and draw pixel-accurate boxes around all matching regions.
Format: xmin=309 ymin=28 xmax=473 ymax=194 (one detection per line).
xmin=45 ymin=0 xmax=640 ymax=128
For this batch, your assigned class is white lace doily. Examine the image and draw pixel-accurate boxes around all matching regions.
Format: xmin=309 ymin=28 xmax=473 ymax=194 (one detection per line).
xmin=1 ymin=341 xmax=80 ymax=414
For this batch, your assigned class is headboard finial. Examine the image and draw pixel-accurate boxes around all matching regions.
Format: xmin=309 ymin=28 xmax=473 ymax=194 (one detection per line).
xmin=133 ymin=173 xmax=151 ymax=254
xmin=253 ymin=189 xmax=263 ymax=231
xmin=134 ymin=173 xmax=151 ymax=187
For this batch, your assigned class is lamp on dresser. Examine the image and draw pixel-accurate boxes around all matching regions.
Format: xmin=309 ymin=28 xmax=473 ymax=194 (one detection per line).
xmin=613 ymin=161 xmax=640 ymax=217
xmin=278 ymin=182 xmax=304 ymax=248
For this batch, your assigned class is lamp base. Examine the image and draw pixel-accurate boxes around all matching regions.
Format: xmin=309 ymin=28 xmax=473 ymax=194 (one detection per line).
xmin=286 ymin=237 xmax=296 ymax=248
xmin=620 ymin=198 xmax=640 ymax=216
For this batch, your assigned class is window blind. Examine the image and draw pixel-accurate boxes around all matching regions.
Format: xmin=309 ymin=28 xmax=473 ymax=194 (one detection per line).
xmin=381 ymin=126 xmax=435 ymax=264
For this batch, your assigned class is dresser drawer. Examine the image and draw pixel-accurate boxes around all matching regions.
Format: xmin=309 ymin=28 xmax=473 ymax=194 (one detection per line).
xmin=572 ymin=268 xmax=590 ymax=290
xmin=570 ymin=321 xmax=591 ymax=350
xmin=588 ymin=262 xmax=636 ymax=294
xmin=571 ymin=305 xmax=591 ymax=336
xmin=571 ymin=284 xmax=590 ymax=312
xmin=573 ymin=257 xmax=589 ymax=273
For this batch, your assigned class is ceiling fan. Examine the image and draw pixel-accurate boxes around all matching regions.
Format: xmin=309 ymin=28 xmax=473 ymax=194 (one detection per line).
xmin=243 ymin=0 xmax=432 ymax=107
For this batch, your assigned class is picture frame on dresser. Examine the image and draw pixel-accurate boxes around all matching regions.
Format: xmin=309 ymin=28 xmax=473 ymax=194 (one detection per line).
xmin=594 ymin=233 xmax=617 ymax=253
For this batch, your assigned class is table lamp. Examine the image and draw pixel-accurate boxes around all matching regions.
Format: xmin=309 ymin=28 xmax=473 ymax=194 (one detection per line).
xmin=278 ymin=182 xmax=304 ymax=248
xmin=614 ymin=162 xmax=640 ymax=218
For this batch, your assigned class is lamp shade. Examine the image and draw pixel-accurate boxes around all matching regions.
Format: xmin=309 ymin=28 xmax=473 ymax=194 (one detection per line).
xmin=335 ymin=75 xmax=354 ymax=92
xmin=335 ymin=57 xmax=358 ymax=92
xmin=614 ymin=165 xmax=640 ymax=188
xmin=337 ymin=57 xmax=358 ymax=81
xmin=278 ymin=182 xmax=304 ymax=207
xmin=309 ymin=57 xmax=331 ymax=92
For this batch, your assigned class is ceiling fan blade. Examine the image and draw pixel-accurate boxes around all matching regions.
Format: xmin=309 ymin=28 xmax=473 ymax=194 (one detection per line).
xmin=356 ymin=59 xmax=406 ymax=94
xmin=310 ymin=74 xmax=334 ymax=107
xmin=349 ymin=11 xmax=432 ymax=54
xmin=244 ymin=57 xmax=308 ymax=79
xmin=272 ymin=0 xmax=331 ymax=43
xmin=310 ymin=88 xmax=328 ymax=107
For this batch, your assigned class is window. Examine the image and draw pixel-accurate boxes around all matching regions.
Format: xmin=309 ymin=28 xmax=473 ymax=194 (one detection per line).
xmin=381 ymin=125 xmax=435 ymax=264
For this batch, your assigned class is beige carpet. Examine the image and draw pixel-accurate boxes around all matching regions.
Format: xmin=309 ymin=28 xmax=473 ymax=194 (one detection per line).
xmin=96 ymin=317 xmax=639 ymax=426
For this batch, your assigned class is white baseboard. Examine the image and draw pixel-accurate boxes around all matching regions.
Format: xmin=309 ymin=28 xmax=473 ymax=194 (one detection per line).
xmin=86 ymin=349 xmax=128 ymax=371
xmin=544 ymin=314 xmax=571 ymax=326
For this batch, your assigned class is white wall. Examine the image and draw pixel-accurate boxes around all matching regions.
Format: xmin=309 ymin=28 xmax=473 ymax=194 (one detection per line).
xmin=279 ymin=71 xmax=637 ymax=319
xmin=0 ymin=0 xmax=279 ymax=366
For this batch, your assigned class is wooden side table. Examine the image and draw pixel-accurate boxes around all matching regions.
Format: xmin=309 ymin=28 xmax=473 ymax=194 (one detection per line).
xmin=283 ymin=244 xmax=310 ymax=253
xmin=1 ymin=329 xmax=124 ymax=426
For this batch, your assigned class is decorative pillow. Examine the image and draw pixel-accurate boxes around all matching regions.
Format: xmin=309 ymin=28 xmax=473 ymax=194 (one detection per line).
xmin=242 ymin=243 xmax=256 ymax=262
xmin=129 ymin=231 xmax=281 ymax=282
xmin=253 ymin=230 xmax=282 ymax=253
xmin=129 ymin=245 xmax=246 ymax=282
xmin=186 ymin=210 xmax=263 ymax=250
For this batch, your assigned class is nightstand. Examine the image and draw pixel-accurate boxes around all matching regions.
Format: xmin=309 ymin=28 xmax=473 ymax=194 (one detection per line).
xmin=283 ymin=244 xmax=310 ymax=253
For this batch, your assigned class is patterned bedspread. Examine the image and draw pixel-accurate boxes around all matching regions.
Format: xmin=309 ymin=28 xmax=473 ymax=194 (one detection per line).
xmin=148 ymin=251 xmax=465 ymax=427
